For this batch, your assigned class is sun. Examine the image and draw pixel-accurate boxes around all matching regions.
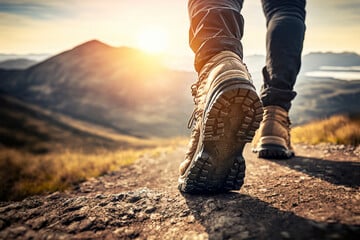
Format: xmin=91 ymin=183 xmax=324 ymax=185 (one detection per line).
xmin=136 ymin=27 xmax=169 ymax=54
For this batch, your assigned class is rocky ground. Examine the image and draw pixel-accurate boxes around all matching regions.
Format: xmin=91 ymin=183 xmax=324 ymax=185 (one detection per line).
xmin=0 ymin=143 xmax=359 ymax=239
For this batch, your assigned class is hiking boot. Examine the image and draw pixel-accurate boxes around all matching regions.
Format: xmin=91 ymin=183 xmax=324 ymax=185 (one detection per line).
xmin=253 ymin=105 xmax=294 ymax=159
xmin=178 ymin=51 xmax=263 ymax=193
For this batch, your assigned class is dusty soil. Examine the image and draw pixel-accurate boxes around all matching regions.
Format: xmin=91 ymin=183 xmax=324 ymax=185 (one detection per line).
xmin=0 ymin=144 xmax=359 ymax=239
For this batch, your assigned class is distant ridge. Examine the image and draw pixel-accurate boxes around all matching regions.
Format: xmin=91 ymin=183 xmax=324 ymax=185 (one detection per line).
xmin=301 ymin=52 xmax=360 ymax=71
xmin=0 ymin=40 xmax=359 ymax=137
xmin=0 ymin=53 xmax=50 ymax=62
xmin=0 ymin=40 xmax=194 ymax=138
xmin=245 ymin=52 xmax=360 ymax=72
xmin=0 ymin=58 xmax=37 ymax=70
xmin=0 ymin=94 xmax=152 ymax=152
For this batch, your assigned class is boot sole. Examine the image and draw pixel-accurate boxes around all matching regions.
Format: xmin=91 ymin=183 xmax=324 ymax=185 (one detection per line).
xmin=178 ymin=81 xmax=263 ymax=193
xmin=257 ymin=144 xmax=294 ymax=159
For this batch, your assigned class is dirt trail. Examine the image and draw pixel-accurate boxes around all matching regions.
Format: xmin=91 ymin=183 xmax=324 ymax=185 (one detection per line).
xmin=0 ymin=144 xmax=359 ymax=239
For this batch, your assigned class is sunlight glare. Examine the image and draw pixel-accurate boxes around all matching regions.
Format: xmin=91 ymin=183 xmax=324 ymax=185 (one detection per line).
xmin=137 ymin=27 xmax=169 ymax=54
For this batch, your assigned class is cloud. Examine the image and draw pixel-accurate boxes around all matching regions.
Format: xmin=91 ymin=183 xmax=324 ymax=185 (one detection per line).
xmin=0 ymin=0 xmax=359 ymax=55
xmin=0 ymin=0 xmax=74 ymax=19
xmin=336 ymin=1 xmax=360 ymax=20
xmin=336 ymin=0 xmax=360 ymax=9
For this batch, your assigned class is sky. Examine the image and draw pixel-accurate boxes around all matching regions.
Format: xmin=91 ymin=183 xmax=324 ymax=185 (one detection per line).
xmin=0 ymin=0 xmax=360 ymax=57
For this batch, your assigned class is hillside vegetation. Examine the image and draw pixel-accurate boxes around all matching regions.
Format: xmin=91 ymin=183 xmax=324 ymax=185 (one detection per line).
xmin=0 ymin=145 xmax=181 ymax=201
xmin=292 ymin=114 xmax=360 ymax=145
xmin=0 ymin=148 xmax=137 ymax=201
xmin=0 ymin=94 xmax=184 ymax=201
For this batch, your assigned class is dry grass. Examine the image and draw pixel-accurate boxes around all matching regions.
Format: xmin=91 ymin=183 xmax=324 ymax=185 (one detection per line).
xmin=0 ymin=94 xmax=190 ymax=201
xmin=291 ymin=114 xmax=360 ymax=145
xmin=0 ymin=141 xmax=182 ymax=201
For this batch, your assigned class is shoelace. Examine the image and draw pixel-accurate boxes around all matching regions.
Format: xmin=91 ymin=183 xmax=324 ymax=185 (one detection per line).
xmin=243 ymin=62 xmax=251 ymax=79
xmin=187 ymin=74 xmax=206 ymax=129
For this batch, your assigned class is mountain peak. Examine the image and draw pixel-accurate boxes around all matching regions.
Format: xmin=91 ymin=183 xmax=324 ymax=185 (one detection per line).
xmin=73 ymin=40 xmax=111 ymax=51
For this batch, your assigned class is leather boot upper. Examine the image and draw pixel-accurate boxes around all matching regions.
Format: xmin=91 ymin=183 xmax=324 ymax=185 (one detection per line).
xmin=254 ymin=105 xmax=293 ymax=151
xmin=180 ymin=51 xmax=252 ymax=176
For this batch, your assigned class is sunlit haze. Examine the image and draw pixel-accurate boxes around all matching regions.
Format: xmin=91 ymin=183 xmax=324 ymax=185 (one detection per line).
xmin=136 ymin=27 xmax=169 ymax=54
xmin=0 ymin=0 xmax=359 ymax=57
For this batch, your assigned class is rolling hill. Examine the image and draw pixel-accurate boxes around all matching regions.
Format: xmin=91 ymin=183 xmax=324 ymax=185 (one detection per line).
xmin=301 ymin=52 xmax=360 ymax=71
xmin=0 ymin=93 xmax=155 ymax=153
xmin=0 ymin=40 xmax=359 ymax=138
xmin=245 ymin=52 xmax=360 ymax=125
xmin=0 ymin=40 xmax=195 ymax=138
xmin=0 ymin=59 xmax=38 ymax=70
xmin=0 ymin=53 xmax=50 ymax=62
xmin=292 ymin=78 xmax=360 ymax=125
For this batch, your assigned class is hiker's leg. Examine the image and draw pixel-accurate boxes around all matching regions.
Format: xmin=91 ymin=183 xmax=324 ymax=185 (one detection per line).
xmin=188 ymin=0 xmax=244 ymax=72
xmin=179 ymin=0 xmax=263 ymax=193
xmin=261 ymin=0 xmax=306 ymax=111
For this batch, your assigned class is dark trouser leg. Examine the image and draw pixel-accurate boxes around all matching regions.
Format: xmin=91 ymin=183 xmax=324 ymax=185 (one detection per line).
xmin=188 ymin=0 xmax=244 ymax=72
xmin=261 ymin=0 xmax=306 ymax=111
